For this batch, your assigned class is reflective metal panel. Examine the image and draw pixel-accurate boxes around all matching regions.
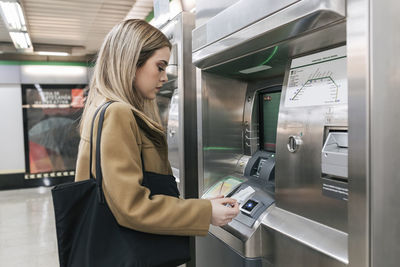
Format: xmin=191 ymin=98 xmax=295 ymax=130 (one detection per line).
xmin=156 ymin=94 xmax=171 ymax=129
xmin=369 ymin=1 xmax=400 ymax=266
xmin=195 ymin=0 xmax=239 ymax=27
xmin=193 ymin=0 xmax=346 ymax=68
xmin=262 ymin=206 xmax=348 ymax=265
xmin=347 ymin=0 xmax=369 ymax=266
xmin=158 ymin=12 xmax=197 ymax=197
xmin=198 ymin=72 xmax=247 ymax=193
xmin=276 ymin=44 xmax=348 ymax=232
xmin=194 ymin=1 xmax=350 ymax=266
xmin=167 ymin=89 xmax=179 ymax=179
xmin=195 ymin=0 xmax=298 ymax=50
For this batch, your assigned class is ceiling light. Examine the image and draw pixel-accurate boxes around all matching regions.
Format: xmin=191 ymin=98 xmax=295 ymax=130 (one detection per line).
xmin=36 ymin=51 xmax=70 ymax=56
xmin=9 ymin=31 xmax=31 ymax=49
xmin=0 ymin=1 xmax=32 ymax=51
xmin=0 ymin=1 xmax=26 ymax=31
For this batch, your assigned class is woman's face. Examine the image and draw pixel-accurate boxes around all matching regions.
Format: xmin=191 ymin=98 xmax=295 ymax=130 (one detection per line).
xmin=134 ymin=46 xmax=170 ymax=100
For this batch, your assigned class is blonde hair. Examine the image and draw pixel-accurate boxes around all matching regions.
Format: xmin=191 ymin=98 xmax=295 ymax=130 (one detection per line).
xmin=81 ymin=19 xmax=171 ymax=146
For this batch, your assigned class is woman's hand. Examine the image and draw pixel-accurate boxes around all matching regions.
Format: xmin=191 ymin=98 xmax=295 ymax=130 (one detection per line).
xmin=207 ymin=195 xmax=224 ymax=200
xmin=210 ymin=198 xmax=239 ymax=226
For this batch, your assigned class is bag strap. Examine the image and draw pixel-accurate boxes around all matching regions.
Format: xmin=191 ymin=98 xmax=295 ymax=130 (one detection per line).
xmin=94 ymin=101 xmax=114 ymax=203
xmin=89 ymin=102 xmax=111 ymax=180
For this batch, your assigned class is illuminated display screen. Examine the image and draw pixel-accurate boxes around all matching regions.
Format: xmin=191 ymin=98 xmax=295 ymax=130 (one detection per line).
xmin=260 ymin=91 xmax=281 ymax=152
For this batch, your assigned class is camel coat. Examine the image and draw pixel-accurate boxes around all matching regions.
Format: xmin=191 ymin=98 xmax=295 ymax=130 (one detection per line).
xmin=75 ymin=98 xmax=212 ymax=236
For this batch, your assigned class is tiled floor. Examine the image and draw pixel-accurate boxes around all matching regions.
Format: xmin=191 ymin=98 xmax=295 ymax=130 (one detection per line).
xmin=0 ymin=187 xmax=59 ymax=267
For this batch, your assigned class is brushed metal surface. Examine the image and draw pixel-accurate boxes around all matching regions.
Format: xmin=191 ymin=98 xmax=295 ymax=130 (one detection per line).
xmin=196 ymin=0 xmax=298 ymax=50
xmin=195 ymin=0 xmax=240 ymax=27
xmin=194 ymin=1 xmax=350 ymax=266
xmin=369 ymin=1 xmax=400 ymax=266
xmin=208 ymin=207 xmax=272 ymax=259
xmin=276 ymin=58 xmax=348 ymax=232
xmin=262 ymin=205 xmax=348 ymax=264
xmin=347 ymin=0 xmax=369 ymax=266
xmin=166 ymin=89 xmax=179 ymax=178
xmin=156 ymin=94 xmax=171 ymax=130
xmin=159 ymin=12 xmax=197 ymax=198
xmin=198 ymin=71 xmax=247 ymax=193
xmin=193 ymin=0 xmax=345 ymax=68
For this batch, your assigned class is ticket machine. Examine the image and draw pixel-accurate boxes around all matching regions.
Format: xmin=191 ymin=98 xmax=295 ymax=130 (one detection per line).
xmin=193 ymin=0 xmax=348 ymax=266
xmin=155 ymin=12 xmax=197 ymax=198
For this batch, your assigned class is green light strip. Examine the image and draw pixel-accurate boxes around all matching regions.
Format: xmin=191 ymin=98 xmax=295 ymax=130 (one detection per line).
xmin=203 ymin=147 xmax=237 ymax=151
xmin=259 ymin=46 xmax=278 ymax=66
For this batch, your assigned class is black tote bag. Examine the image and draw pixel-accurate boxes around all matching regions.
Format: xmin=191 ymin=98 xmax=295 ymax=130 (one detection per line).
xmin=51 ymin=101 xmax=190 ymax=267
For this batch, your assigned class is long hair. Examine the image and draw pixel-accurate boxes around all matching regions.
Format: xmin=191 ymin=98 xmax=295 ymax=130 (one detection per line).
xmin=80 ymin=19 xmax=171 ymax=146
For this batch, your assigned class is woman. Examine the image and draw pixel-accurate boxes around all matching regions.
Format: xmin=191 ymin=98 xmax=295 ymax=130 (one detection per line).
xmin=75 ymin=19 xmax=239 ymax=241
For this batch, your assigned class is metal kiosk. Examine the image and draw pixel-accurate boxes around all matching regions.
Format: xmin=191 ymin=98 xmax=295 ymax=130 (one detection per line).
xmin=193 ymin=0 xmax=349 ymax=266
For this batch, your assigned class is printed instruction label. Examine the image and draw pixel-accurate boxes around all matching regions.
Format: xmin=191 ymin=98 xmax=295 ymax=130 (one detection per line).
xmin=285 ymin=46 xmax=347 ymax=107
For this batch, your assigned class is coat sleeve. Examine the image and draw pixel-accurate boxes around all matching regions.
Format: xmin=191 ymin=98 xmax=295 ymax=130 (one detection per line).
xmin=98 ymin=103 xmax=212 ymax=236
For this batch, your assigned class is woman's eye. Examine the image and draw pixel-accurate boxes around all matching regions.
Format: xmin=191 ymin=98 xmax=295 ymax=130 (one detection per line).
xmin=158 ymin=66 xmax=165 ymax=72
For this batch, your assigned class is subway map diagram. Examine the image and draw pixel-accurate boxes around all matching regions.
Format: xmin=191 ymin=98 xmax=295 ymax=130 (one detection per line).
xmin=285 ymin=46 xmax=347 ymax=108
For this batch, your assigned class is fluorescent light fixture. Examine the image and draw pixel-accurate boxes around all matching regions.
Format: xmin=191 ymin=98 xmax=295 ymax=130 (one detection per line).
xmin=0 ymin=1 xmax=32 ymax=51
xmin=0 ymin=1 xmax=27 ymax=31
xmin=36 ymin=51 xmax=69 ymax=56
xmin=239 ymin=65 xmax=272 ymax=74
xmin=22 ymin=65 xmax=87 ymax=78
xmin=9 ymin=31 xmax=31 ymax=49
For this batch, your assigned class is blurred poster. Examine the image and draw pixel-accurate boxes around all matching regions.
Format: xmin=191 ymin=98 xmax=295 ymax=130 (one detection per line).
xmin=22 ymin=84 xmax=86 ymax=177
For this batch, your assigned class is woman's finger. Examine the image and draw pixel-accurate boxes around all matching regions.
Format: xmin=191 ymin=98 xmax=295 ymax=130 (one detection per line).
xmin=207 ymin=194 xmax=224 ymax=200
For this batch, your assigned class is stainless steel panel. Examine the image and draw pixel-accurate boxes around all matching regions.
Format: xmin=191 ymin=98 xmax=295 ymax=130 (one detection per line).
xmin=347 ymin=0 xmax=369 ymax=266
xmin=194 ymin=1 xmax=351 ymax=266
xmin=196 ymin=67 xmax=205 ymax=196
xmin=167 ymin=89 xmax=180 ymax=179
xmin=195 ymin=0 xmax=239 ymax=27
xmin=193 ymin=0 xmax=346 ymax=68
xmin=267 ymin=227 xmax=347 ymax=267
xmin=276 ymin=104 xmax=348 ymax=231
xmin=207 ymin=206 xmax=273 ymax=259
xmin=369 ymin=1 xmax=400 ymax=266
xmin=276 ymin=44 xmax=348 ymax=232
xmin=198 ymin=72 xmax=247 ymax=193
xmin=194 ymin=0 xmax=298 ymax=51
xmin=158 ymin=12 xmax=197 ymax=198
xmin=262 ymin=206 xmax=348 ymax=264
xmin=156 ymin=94 xmax=171 ymax=129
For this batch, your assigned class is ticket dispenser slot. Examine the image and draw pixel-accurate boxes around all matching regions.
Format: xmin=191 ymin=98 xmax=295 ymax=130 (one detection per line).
xmin=322 ymin=131 xmax=348 ymax=180
xmin=321 ymin=130 xmax=349 ymax=201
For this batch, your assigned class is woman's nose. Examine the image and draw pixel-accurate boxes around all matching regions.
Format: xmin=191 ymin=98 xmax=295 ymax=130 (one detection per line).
xmin=161 ymin=71 xmax=168 ymax=83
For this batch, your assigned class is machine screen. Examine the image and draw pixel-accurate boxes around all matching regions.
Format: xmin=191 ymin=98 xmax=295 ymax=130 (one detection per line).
xmin=260 ymin=91 xmax=281 ymax=152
